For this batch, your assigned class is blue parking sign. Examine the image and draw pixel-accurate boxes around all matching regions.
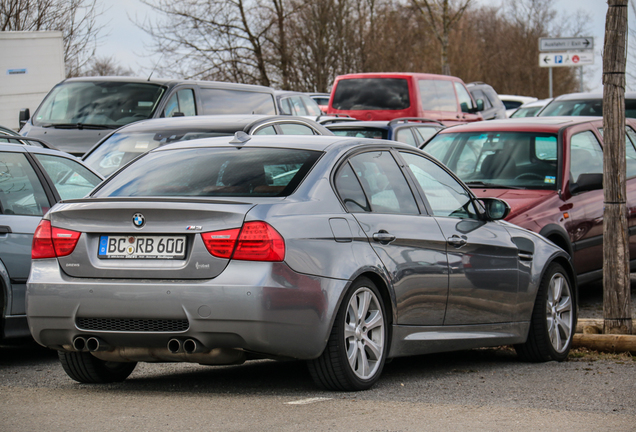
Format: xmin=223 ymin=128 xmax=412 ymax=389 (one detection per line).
xmin=555 ymin=55 xmax=563 ymax=64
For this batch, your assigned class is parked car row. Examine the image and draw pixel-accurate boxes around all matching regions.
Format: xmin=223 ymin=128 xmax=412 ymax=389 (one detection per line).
xmin=7 ymin=72 xmax=633 ymax=391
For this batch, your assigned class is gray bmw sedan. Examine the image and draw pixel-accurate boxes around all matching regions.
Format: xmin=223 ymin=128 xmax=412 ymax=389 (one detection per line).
xmin=26 ymin=134 xmax=576 ymax=391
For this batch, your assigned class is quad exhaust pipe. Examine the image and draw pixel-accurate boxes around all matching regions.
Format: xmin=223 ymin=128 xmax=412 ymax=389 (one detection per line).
xmin=167 ymin=338 xmax=205 ymax=354
xmin=72 ymin=336 xmax=111 ymax=352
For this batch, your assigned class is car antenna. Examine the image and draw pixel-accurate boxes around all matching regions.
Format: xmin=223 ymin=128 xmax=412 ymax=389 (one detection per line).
xmin=229 ymin=131 xmax=251 ymax=146
xmin=147 ymin=53 xmax=165 ymax=81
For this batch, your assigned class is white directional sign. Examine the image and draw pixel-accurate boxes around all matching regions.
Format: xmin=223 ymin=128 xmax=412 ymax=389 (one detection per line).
xmin=539 ymin=52 xmax=594 ymax=68
xmin=539 ymin=37 xmax=594 ymax=52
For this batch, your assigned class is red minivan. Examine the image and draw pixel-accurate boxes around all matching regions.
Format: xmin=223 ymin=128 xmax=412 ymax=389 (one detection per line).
xmin=422 ymin=116 xmax=636 ymax=285
xmin=327 ymin=72 xmax=483 ymax=123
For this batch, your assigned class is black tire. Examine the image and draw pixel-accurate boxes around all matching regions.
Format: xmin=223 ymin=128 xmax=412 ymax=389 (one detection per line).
xmin=307 ymin=277 xmax=388 ymax=391
xmin=58 ymin=351 xmax=137 ymax=383
xmin=515 ymin=263 xmax=576 ymax=362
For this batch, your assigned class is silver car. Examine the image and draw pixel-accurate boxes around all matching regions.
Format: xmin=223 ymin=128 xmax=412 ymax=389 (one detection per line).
xmin=27 ymin=135 xmax=576 ymax=391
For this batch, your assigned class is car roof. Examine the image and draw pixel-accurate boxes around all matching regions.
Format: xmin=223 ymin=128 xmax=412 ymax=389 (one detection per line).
xmin=437 ymin=116 xmax=603 ymax=134
xmin=61 ymin=76 xmax=274 ymax=92
xmin=326 ymin=119 xmax=444 ymax=129
xmin=334 ymin=72 xmax=463 ymax=81
xmin=154 ymin=133 xmax=418 ymax=153
xmin=552 ymin=91 xmax=636 ymax=101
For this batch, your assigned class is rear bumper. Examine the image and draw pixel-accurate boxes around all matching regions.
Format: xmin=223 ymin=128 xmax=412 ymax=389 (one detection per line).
xmin=26 ymin=259 xmax=348 ymax=360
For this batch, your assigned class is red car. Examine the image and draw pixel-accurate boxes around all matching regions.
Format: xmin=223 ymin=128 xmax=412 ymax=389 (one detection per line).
xmin=422 ymin=117 xmax=636 ymax=284
xmin=326 ymin=72 xmax=483 ymax=124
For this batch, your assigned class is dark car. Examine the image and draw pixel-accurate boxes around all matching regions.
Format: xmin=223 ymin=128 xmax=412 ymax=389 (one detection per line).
xmin=538 ymin=92 xmax=636 ymax=118
xmin=325 ymin=118 xmax=445 ymax=147
xmin=466 ymin=82 xmax=507 ymax=120
xmin=422 ymin=116 xmax=636 ymax=285
xmin=27 ymin=134 xmax=574 ymax=391
xmin=19 ymin=77 xmax=279 ymax=156
xmin=0 ymin=141 xmax=102 ymax=340
xmin=82 ymin=115 xmax=333 ymax=177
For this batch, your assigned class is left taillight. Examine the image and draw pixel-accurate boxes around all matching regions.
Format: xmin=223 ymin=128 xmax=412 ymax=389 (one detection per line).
xmin=32 ymin=220 xmax=81 ymax=259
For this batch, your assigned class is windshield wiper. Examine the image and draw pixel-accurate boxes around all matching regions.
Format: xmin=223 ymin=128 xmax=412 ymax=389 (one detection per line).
xmin=464 ymin=181 xmax=524 ymax=190
xmin=44 ymin=123 xmax=115 ymax=130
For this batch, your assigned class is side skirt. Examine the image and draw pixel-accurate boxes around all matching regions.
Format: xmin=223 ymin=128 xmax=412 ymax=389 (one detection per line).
xmin=388 ymin=322 xmax=529 ymax=358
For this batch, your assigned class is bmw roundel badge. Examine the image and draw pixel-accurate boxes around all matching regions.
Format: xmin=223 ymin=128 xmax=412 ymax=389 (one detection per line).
xmin=132 ymin=213 xmax=145 ymax=228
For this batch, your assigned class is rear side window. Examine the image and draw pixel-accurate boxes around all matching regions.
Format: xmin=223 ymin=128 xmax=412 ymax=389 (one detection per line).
xmin=332 ymin=79 xmax=410 ymax=111
xmin=200 ymin=89 xmax=276 ymax=115
xmin=95 ymin=148 xmax=321 ymax=197
xmin=0 ymin=152 xmax=49 ymax=216
xmin=34 ymin=154 xmax=102 ymax=200
xmin=418 ymin=80 xmax=457 ymax=111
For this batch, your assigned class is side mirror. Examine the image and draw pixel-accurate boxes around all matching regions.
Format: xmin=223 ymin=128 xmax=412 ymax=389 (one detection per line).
xmin=570 ymin=173 xmax=603 ymax=194
xmin=460 ymin=102 xmax=470 ymax=113
xmin=478 ymin=197 xmax=511 ymax=221
xmin=19 ymin=108 xmax=30 ymax=129
xmin=476 ymin=99 xmax=485 ymax=112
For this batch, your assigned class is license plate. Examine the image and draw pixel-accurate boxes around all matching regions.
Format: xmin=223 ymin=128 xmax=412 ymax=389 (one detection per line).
xmin=98 ymin=235 xmax=186 ymax=259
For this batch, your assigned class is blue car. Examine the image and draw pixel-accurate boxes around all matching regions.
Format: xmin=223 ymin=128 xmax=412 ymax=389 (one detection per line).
xmin=325 ymin=118 xmax=445 ymax=147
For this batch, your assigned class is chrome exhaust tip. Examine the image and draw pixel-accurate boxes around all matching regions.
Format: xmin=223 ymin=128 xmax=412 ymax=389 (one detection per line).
xmin=86 ymin=337 xmax=110 ymax=352
xmin=167 ymin=338 xmax=182 ymax=353
xmin=183 ymin=339 xmax=204 ymax=354
xmin=72 ymin=336 xmax=87 ymax=351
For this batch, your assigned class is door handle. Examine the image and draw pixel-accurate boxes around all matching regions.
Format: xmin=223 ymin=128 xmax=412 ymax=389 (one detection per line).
xmin=373 ymin=231 xmax=396 ymax=244
xmin=447 ymin=235 xmax=467 ymax=247
xmin=0 ymin=226 xmax=12 ymax=234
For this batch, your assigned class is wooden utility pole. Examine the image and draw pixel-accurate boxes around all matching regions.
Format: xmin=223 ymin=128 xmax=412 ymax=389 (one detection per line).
xmin=603 ymin=0 xmax=632 ymax=335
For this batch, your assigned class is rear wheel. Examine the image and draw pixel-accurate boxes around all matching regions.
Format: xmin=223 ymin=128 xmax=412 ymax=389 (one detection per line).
xmin=308 ymin=277 xmax=388 ymax=391
xmin=58 ymin=351 xmax=137 ymax=383
xmin=515 ymin=263 xmax=575 ymax=362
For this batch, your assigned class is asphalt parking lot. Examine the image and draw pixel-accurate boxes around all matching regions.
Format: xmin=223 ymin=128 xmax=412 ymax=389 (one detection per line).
xmin=2 ymin=277 xmax=635 ymax=432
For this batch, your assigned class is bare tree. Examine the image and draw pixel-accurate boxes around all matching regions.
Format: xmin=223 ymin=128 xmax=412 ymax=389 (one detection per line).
xmin=410 ymin=0 xmax=472 ymax=75
xmin=0 ymin=0 xmax=105 ymax=77
xmin=81 ymin=56 xmax=135 ymax=77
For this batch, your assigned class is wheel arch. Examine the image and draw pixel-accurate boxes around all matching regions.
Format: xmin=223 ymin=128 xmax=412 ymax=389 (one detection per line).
xmin=539 ymin=224 xmax=572 ymax=257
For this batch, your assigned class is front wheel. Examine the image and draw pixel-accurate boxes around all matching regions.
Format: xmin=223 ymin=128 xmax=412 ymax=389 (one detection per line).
xmin=308 ymin=277 xmax=388 ymax=391
xmin=515 ymin=263 xmax=576 ymax=362
xmin=58 ymin=351 xmax=137 ymax=383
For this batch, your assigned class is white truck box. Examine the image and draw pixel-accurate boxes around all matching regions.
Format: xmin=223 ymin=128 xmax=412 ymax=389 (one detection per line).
xmin=0 ymin=31 xmax=65 ymax=131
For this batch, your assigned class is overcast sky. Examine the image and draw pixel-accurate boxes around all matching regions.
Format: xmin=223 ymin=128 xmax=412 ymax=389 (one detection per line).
xmin=96 ymin=0 xmax=632 ymax=93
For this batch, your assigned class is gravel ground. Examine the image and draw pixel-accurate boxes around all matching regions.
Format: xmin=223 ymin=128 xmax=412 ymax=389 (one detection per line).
xmin=578 ymin=276 xmax=636 ymax=319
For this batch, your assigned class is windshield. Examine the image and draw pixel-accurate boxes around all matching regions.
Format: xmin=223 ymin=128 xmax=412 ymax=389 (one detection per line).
xmin=84 ymin=130 xmax=233 ymax=177
xmin=33 ymin=81 xmax=166 ymax=128
xmin=94 ymin=147 xmax=322 ymax=197
xmin=510 ymin=106 xmax=543 ymax=118
xmin=424 ymin=132 xmax=558 ymax=190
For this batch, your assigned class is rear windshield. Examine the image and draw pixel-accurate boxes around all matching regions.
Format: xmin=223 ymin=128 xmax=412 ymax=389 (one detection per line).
xmin=84 ymin=130 xmax=233 ymax=177
xmin=424 ymin=131 xmax=558 ymax=190
xmin=33 ymin=81 xmax=165 ymax=128
xmin=330 ymin=128 xmax=388 ymax=139
xmin=200 ymin=89 xmax=276 ymax=115
xmin=94 ymin=147 xmax=322 ymax=197
xmin=332 ymin=78 xmax=410 ymax=111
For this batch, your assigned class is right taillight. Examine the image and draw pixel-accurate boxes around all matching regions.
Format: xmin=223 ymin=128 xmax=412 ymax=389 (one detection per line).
xmin=201 ymin=221 xmax=285 ymax=262
xmin=32 ymin=220 xmax=81 ymax=259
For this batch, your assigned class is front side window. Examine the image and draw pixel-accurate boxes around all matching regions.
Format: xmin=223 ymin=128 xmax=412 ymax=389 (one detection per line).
xmin=454 ymin=82 xmax=474 ymax=113
xmin=424 ymin=132 xmax=559 ymax=189
xmin=34 ymin=154 xmax=101 ymax=200
xmin=0 ymin=152 xmax=49 ymax=216
xmin=95 ymin=148 xmax=321 ymax=197
xmin=164 ymin=89 xmax=196 ymax=117
xmin=569 ymin=131 xmax=603 ymax=183
xmin=332 ymin=78 xmax=410 ymax=111
xmin=418 ymin=80 xmax=457 ymax=111
xmin=33 ymin=81 xmax=165 ymax=127
xmin=200 ymin=89 xmax=276 ymax=115
xmin=348 ymin=151 xmax=419 ymax=215
xmin=400 ymin=152 xmax=477 ymax=219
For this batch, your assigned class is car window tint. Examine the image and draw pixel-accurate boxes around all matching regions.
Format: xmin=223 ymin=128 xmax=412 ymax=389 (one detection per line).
xmin=348 ymin=151 xmax=419 ymax=215
xmin=200 ymin=89 xmax=276 ymax=115
xmin=570 ymin=131 xmax=603 ymax=182
xmin=454 ymin=82 xmax=474 ymax=113
xmin=0 ymin=152 xmax=49 ymax=216
xmin=502 ymin=100 xmax=523 ymax=110
xmin=332 ymin=78 xmax=410 ymax=111
xmin=95 ymin=148 xmax=321 ymax=197
xmin=253 ymin=125 xmax=277 ymax=135
xmin=334 ymin=162 xmax=370 ymax=213
xmin=395 ymin=128 xmax=417 ymax=146
xmin=624 ymin=127 xmax=636 ymax=178
xmin=400 ymin=152 xmax=477 ymax=219
xmin=279 ymin=123 xmax=315 ymax=135
xmin=418 ymin=80 xmax=457 ymax=111
xmin=627 ymin=99 xmax=636 ymax=118
xmin=34 ymin=154 xmax=102 ymax=200
xmin=330 ymin=128 xmax=388 ymax=139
